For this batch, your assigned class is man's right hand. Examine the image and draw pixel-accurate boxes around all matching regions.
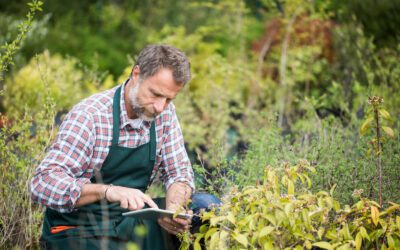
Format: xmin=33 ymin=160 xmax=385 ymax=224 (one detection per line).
xmin=104 ymin=185 xmax=158 ymax=210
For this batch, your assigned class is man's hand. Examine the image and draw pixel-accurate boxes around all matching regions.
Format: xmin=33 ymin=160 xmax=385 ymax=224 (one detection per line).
xmin=157 ymin=205 xmax=192 ymax=235
xmin=105 ymin=185 xmax=158 ymax=210
xmin=158 ymin=182 xmax=193 ymax=235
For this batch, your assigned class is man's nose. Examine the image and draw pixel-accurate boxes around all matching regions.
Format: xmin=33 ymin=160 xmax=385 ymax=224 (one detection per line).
xmin=154 ymin=98 xmax=167 ymax=113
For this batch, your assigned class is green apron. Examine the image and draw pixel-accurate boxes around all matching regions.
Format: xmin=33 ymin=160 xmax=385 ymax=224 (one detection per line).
xmin=41 ymin=85 xmax=166 ymax=250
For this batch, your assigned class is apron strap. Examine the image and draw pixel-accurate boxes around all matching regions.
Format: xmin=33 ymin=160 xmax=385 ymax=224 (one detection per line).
xmin=112 ymin=85 xmax=122 ymax=146
xmin=149 ymin=121 xmax=156 ymax=161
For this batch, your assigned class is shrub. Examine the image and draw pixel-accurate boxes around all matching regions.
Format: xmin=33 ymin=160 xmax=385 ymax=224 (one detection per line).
xmin=2 ymin=50 xmax=115 ymax=117
xmin=0 ymin=97 xmax=54 ymax=248
xmin=181 ymin=160 xmax=400 ymax=249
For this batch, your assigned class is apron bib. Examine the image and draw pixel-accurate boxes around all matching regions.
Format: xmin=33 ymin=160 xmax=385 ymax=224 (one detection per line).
xmin=41 ymin=85 xmax=166 ymax=250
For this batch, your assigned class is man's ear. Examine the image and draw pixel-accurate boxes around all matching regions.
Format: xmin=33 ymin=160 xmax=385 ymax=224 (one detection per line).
xmin=130 ymin=65 xmax=140 ymax=80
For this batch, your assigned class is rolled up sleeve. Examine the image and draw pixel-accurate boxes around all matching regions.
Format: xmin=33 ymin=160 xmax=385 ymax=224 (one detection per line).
xmin=30 ymin=110 xmax=95 ymax=213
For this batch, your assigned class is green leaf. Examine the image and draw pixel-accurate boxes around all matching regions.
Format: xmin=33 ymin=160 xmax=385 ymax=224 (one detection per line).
xmin=226 ymin=212 xmax=236 ymax=224
xmin=232 ymin=232 xmax=248 ymax=247
xmin=210 ymin=216 xmax=225 ymax=226
xmin=312 ymin=242 xmax=334 ymax=250
xmin=193 ymin=241 xmax=201 ymax=250
xmin=355 ymin=232 xmax=362 ymax=250
xmin=317 ymin=227 xmax=325 ymax=240
xmin=341 ymin=224 xmax=352 ymax=240
xmin=205 ymin=228 xmax=218 ymax=240
xmin=359 ymin=227 xmax=370 ymax=241
xmin=387 ymin=235 xmax=395 ymax=249
xmin=284 ymin=203 xmax=293 ymax=215
xmin=259 ymin=226 xmax=274 ymax=238
xmin=264 ymin=214 xmax=277 ymax=226
xmin=360 ymin=117 xmax=373 ymax=135
xmin=209 ymin=231 xmax=219 ymax=250
xmin=219 ymin=230 xmax=229 ymax=249
xmin=329 ymin=184 xmax=337 ymax=196
xmin=305 ymin=240 xmax=312 ymax=249
xmin=288 ymin=180 xmax=294 ymax=195
xmin=302 ymin=209 xmax=311 ymax=231
xmin=382 ymin=126 xmax=394 ymax=137
xmin=263 ymin=240 xmax=274 ymax=249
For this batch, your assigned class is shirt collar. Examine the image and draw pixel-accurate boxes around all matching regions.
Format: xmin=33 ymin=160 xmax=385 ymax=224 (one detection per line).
xmin=119 ymin=80 xmax=151 ymax=130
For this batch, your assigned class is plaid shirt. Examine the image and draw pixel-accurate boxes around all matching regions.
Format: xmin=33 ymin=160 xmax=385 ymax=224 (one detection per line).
xmin=30 ymin=82 xmax=195 ymax=213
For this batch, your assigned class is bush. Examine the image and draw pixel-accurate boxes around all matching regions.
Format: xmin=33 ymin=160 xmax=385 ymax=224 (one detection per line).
xmin=0 ymin=98 xmax=53 ymax=248
xmin=0 ymin=51 xmax=115 ymax=248
xmin=181 ymin=160 xmax=400 ymax=249
xmin=2 ymin=50 xmax=115 ymax=117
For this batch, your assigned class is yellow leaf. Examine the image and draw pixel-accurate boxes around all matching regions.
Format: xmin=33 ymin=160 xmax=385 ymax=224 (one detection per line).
xmin=379 ymin=109 xmax=391 ymax=120
xmin=355 ymin=232 xmax=362 ymax=250
xmin=396 ymin=216 xmax=400 ymax=230
xmin=329 ymin=184 xmax=337 ymax=196
xmin=312 ymin=242 xmax=334 ymax=250
xmin=219 ymin=230 xmax=229 ymax=250
xmin=193 ymin=241 xmax=201 ymax=250
xmin=259 ymin=226 xmax=274 ymax=238
xmin=288 ymin=180 xmax=294 ymax=195
xmin=284 ymin=203 xmax=293 ymax=215
xmin=226 ymin=212 xmax=236 ymax=224
xmin=233 ymin=232 xmax=248 ymax=247
xmin=209 ymin=232 xmax=219 ymax=250
xmin=371 ymin=206 xmax=380 ymax=226
xmin=302 ymin=209 xmax=311 ymax=231
xmin=382 ymin=126 xmax=394 ymax=137
xmin=317 ymin=227 xmax=325 ymax=240
xmin=305 ymin=240 xmax=312 ymax=249
xmin=199 ymin=224 xmax=208 ymax=233
xmin=210 ymin=216 xmax=225 ymax=227
xmin=341 ymin=224 xmax=352 ymax=240
xmin=263 ymin=240 xmax=274 ymax=249
xmin=205 ymin=228 xmax=218 ymax=240
xmin=304 ymin=174 xmax=312 ymax=188
xmin=387 ymin=235 xmax=395 ymax=249
xmin=264 ymin=214 xmax=276 ymax=226
xmin=359 ymin=226 xmax=370 ymax=241
xmin=360 ymin=117 xmax=373 ymax=135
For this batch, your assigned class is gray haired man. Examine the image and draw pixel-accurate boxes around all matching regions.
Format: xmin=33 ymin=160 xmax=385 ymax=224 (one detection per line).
xmin=30 ymin=45 xmax=220 ymax=249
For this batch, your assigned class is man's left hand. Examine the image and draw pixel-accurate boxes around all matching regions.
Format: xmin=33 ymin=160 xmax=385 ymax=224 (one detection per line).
xmin=158 ymin=207 xmax=193 ymax=235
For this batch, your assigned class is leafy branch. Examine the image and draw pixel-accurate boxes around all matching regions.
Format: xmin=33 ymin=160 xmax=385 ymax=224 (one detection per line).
xmin=0 ymin=0 xmax=43 ymax=81
xmin=360 ymin=96 xmax=395 ymax=207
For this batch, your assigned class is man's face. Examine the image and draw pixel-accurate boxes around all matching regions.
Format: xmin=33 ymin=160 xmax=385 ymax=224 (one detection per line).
xmin=127 ymin=67 xmax=183 ymax=121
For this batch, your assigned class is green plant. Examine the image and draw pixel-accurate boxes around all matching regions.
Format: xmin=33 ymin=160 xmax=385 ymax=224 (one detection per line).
xmin=2 ymin=51 xmax=115 ymax=117
xmin=0 ymin=91 xmax=55 ymax=248
xmin=0 ymin=0 xmax=42 ymax=81
xmin=360 ymin=96 xmax=395 ymax=207
xmin=181 ymin=160 xmax=400 ymax=249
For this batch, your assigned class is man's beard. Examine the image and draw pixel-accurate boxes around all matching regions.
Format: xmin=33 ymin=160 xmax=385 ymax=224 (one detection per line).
xmin=128 ymin=83 xmax=156 ymax=122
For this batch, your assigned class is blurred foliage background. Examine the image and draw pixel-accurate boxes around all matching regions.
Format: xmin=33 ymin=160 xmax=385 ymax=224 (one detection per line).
xmin=0 ymin=0 xmax=399 ymax=248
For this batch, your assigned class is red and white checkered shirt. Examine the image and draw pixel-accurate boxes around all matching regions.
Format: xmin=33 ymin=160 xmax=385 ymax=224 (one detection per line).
xmin=30 ymin=82 xmax=195 ymax=213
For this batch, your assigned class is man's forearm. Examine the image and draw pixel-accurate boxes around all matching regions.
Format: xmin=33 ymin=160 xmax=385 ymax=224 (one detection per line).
xmin=76 ymin=183 xmax=107 ymax=207
xmin=166 ymin=182 xmax=192 ymax=210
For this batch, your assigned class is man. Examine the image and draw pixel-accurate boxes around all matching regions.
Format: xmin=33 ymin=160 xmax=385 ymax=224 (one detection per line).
xmin=30 ymin=45 xmax=219 ymax=249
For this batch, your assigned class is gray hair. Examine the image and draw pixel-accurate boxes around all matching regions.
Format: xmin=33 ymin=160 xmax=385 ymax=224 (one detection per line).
xmin=135 ymin=44 xmax=191 ymax=85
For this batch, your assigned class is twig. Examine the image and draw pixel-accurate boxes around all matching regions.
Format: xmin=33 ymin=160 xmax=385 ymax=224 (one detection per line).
xmin=278 ymin=7 xmax=300 ymax=127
